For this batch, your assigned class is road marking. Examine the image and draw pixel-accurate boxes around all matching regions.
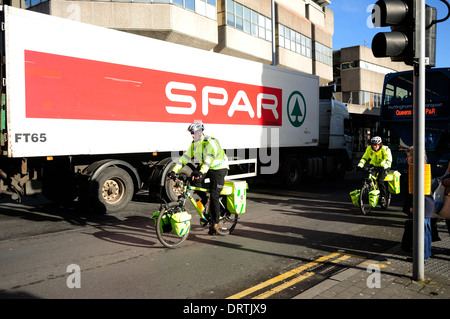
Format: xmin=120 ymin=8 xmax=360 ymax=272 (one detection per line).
xmin=332 ymin=254 xmax=352 ymax=264
xmin=227 ymin=252 xmax=345 ymax=299
xmin=252 ymin=272 xmax=315 ymax=299
xmin=362 ymin=261 xmax=388 ymax=268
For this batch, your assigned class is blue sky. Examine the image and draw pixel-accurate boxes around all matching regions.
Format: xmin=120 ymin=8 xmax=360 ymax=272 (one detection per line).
xmin=329 ymin=0 xmax=450 ymax=68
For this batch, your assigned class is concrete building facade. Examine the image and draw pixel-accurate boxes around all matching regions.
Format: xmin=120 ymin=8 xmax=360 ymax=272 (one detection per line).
xmin=333 ymin=45 xmax=412 ymax=153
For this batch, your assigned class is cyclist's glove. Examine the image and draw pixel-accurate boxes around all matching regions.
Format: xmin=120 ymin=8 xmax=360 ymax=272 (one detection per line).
xmin=168 ymin=171 xmax=177 ymax=180
xmin=191 ymin=170 xmax=203 ymax=180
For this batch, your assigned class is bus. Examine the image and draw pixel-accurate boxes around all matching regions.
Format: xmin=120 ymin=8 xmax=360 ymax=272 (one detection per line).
xmin=379 ymin=68 xmax=450 ymax=178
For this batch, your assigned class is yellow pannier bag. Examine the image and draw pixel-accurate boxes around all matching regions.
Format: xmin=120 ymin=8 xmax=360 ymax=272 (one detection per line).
xmin=223 ymin=180 xmax=247 ymax=214
xmin=152 ymin=211 xmax=172 ymax=233
xmin=349 ymin=189 xmax=360 ymax=207
xmin=170 ymin=211 xmax=191 ymax=237
xmin=384 ymin=170 xmax=401 ymax=194
xmin=369 ymin=190 xmax=380 ymax=207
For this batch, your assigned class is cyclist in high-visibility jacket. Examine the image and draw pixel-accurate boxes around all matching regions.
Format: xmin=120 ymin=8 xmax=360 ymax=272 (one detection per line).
xmin=357 ymin=136 xmax=392 ymax=205
xmin=170 ymin=122 xmax=229 ymax=235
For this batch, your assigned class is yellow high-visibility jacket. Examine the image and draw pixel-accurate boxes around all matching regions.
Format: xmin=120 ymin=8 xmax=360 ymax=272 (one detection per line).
xmin=358 ymin=145 xmax=392 ymax=169
xmin=173 ymin=136 xmax=229 ymax=174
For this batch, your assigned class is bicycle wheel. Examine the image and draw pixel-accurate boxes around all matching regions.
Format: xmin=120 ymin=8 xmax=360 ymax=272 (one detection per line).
xmin=359 ymin=183 xmax=373 ymax=215
xmin=216 ymin=210 xmax=239 ymax=235
xmin=156 ymin=203 xmax=189 ymax=248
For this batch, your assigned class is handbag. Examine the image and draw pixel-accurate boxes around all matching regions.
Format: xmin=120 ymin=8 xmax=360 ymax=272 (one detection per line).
xmin=433 ymin=182 xmax=445 ymax=214
xmin=439 ymin=195 xmax=450 ymax=219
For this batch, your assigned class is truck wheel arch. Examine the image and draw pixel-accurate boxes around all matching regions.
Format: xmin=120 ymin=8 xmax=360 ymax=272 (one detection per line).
xmin=82 ymin=160 xmax=141 ymax=213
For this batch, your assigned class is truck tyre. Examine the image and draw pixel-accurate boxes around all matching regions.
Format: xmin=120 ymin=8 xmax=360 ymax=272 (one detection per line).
xmin=333 ymin=157 xmax=346 ymax=180
xmin=90 ymin=166 xmax=134 ymax=213
xmin=282 ymin=157 xmax=302 ymax=186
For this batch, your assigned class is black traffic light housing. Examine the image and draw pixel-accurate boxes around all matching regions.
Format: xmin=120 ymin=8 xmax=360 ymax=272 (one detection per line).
xmin=371 ymin=0 xmax=415 ymax=65
xmin=425 ymin=5 xmax=436 ymax=67
xmin=371 ymin=0 xmax=437 ymax=67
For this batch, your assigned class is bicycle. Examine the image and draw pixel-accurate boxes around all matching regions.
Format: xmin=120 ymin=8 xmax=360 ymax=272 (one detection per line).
xmin=153 ymin=174 xmax=246 ymax=248
xmin=350 ymin=166 xmax=400 ymax=215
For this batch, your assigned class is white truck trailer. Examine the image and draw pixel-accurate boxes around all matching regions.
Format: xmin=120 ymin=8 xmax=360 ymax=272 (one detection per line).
xmin=0 ymin=5 xmax=353 ymax=213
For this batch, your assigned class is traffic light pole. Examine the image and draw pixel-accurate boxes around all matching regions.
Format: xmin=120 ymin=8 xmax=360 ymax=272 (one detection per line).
xmin=412 ymin=0 xmax=425 ymax=282
xmin=370 ymin=0 xmax=443 ymax=281
xmin=271 ymin=0 xmax=276 ymax=66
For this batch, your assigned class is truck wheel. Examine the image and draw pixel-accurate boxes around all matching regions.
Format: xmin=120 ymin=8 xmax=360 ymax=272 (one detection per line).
xmin=282 ymin=157 xmax=302 ymax=186
xmin=90 ymin=166 xmax=134 ymax=213
xmin=333 ymin=157 xmax=346 ymax=180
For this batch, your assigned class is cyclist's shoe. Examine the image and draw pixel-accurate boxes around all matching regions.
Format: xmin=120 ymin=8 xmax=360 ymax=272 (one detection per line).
xmin=380 ymin=196 xmax=387 ymax=206
xmin=200 ymin=218 xmax=208 ymax=227
xmin=208 ymin=223 xmax=220 ymax=235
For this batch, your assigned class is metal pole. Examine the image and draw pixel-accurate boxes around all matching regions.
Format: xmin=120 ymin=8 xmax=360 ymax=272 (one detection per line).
xmin=271 ymin=0 xmax=276 ymax=66
xmin=413 ymin=0 xmax=425 ymax=281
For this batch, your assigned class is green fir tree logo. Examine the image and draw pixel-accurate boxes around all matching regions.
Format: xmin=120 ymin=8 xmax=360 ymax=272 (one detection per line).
xmin=287 ymin=91 xmax=306 ymax=127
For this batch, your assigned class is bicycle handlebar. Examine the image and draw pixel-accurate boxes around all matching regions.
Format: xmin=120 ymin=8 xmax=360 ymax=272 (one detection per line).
xmin=169 ymin=173 xmax=188 ymax=182
xmin=355 ymin=165 xmax=377 ymax=172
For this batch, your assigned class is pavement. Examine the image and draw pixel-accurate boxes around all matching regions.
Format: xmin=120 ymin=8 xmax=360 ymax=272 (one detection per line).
xmin=294 ymin=219 xmax=450 ymax=299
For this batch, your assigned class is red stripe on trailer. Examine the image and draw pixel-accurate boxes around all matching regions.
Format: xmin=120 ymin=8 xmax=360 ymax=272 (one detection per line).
xmin=24 ymin=50 xmax=282 ymax=126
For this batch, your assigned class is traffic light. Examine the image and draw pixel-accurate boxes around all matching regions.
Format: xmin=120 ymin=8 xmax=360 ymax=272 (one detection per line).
xmin=425 ymin=5 xmax=436 ymax=67
xmin=371 ymin=0 xmax=415 ymax=65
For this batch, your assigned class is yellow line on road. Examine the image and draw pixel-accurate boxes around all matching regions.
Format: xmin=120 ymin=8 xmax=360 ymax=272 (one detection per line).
xmin=332 ymin=254 xmax=352 ymax=264
xmin=226 ymin=252 xmax=341 ymax=299
xmin=252 ymin=272 xmax=315 ymax=299
xmin=362 ymin=261 xmax=388 ymax=268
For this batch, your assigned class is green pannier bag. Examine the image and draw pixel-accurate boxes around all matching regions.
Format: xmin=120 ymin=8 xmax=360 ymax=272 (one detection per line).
xmin=349 ymin=189 xmax=360 ymax=207
xmin=384 ymin=170 xmax=401 ymax=194
xmin=223 ymin=180 xmax=247 ymax=214
xmin=170 ymin=211 xmax=192 ymax=237
xmin=152 ymin=211 xmax=172 ymax=233
xmin=369 ymin=189 xmax=380 ymax=207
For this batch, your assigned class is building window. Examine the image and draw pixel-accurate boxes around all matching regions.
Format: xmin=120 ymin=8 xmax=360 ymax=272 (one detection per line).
xmin=358 ymin=91 xmax=382 ymax=108
xmin=341 ymin=60 xmax=395 ymax=75
xmin=341 ymin=61 xmax=359 ymax=69
xmin=315 ymin=42 xmax=332 ymax=66
xmin=25 ymin=0 xmax=48 ymax=6
xmin=24 ymin=0 xmax=216 ymax=20
xmin=226 ymin=0 xmax=272 ymax=42
xmin=359 ymin=60 xmax=395 ymax=75
xmin=185 ymin=0 xmax=195 ymax=11
xmin=344 ymin=91 xmax=382 ymax=108
xmin=279 ymin=24 xmax=311 ymax=58
xmin=155 ymin=0 xmax=213 ymax=17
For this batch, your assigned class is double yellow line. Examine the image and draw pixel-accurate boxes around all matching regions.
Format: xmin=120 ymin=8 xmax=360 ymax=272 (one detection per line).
xmin=227 ymin=252 xmax=355 ymax=299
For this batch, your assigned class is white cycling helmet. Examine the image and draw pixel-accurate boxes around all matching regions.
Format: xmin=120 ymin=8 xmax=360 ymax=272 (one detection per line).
xmin=370 ymin=136 xmax=382 ymax=145
xmin=187 ymin=122 xmax=204 ymax=133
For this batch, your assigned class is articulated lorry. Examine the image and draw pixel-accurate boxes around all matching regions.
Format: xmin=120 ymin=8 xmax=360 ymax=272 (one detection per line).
xmin=0 ymin=5 xmax=353 ymax=213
